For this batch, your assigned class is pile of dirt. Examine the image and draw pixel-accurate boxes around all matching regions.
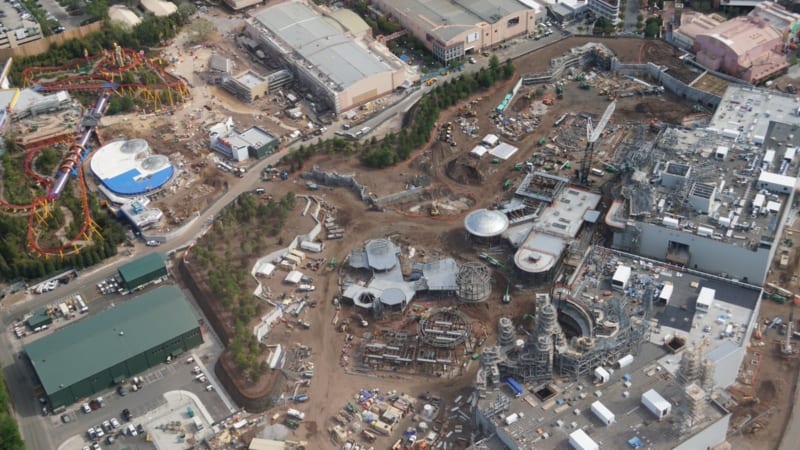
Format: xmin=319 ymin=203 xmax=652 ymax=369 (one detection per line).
xmin=446 ymin=157 xmax=485 ymax=185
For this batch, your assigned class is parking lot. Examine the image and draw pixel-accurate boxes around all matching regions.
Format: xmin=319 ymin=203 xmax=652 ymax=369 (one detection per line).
xmin=4 ymin=282 xmax=234 ymax=450
xmin=51 ymin=346 xmax=234 ymax=450
xmin=37 ymin=0 xmax=87 ymax=30
xmin=0 ymin=0 xmax=26 ymax=34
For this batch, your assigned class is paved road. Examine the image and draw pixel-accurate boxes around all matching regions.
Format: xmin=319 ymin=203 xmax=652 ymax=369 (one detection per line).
xmin=624 ymin=0 xmax=641 ymax=33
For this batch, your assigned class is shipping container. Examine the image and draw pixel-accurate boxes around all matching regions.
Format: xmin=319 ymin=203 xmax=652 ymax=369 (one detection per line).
xmin=612 ymin=265 xmax=631 ymax=291
xmin=616 ymin=354 xmax=634 ymax=369
xmin=590 ymin=401 xmax=615 ymax=426
xmin=642 ymin=389 xmax=671 ymax=420
xmin=505 ymin=377 xmax=524 ymax=397
xmin=569 ymin=429 xmax=599 ymax=450
xmin=300 ymin=241 xmax=324 ymax=253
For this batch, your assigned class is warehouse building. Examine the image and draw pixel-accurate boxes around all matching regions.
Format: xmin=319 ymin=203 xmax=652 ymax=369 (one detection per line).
xmin=245 ymin=1 xmax=417 ymax=113
xmin=24 ymin=285 xmax=203 ymax=408
xmin=371 ymin=0 xmax=541 ymax=63
xmin=117 ymin=252 xmax=167 ymax=292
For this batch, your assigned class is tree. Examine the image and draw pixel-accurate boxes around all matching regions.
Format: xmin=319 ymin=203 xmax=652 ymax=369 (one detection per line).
xmin=489 ymin=54 xmax=500 ymax=72
xmin=85 ymin=0 xmax=109 ymax=19
xmin=502 ymin=58 xmax=515 ymax=80
xmin=187 ymin=18 xmax=216 ymax=45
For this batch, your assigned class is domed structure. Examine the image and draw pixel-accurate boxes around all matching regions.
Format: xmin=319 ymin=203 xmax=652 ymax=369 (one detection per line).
xmin=90 ymin=138 xmax=174 ymax=196
xmin=464 ymin=209 xmax=509 ymax=239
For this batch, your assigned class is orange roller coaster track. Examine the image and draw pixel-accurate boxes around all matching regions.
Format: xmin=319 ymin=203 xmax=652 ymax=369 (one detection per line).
xmin=0 ymin=92 xmax=109 ymax=256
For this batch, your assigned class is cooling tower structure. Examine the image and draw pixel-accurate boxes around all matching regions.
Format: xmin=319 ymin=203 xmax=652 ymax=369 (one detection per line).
xmin=456 ymin=262 xmax=492 ymax=303
xmin=497 ymin=318 xmax=515 ymax=347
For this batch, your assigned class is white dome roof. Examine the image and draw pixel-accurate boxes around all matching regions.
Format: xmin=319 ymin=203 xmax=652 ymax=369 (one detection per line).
xmin=464 ymin=209 xmax=509 ymax=238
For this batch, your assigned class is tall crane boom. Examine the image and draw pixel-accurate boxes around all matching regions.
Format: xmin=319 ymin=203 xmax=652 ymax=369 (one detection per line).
xmin=578 ymin=100 xmax=616 ymax=185
xmin=590 ymin=100 xmax=616 ymax=143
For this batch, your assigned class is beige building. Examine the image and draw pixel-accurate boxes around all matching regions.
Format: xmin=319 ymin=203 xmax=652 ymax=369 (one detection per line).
xmin=371 ymin=0 xmax=541 ymax=62
xmin=246 ymin=1 xmax=417 ymax=113
xmin=140 ymin=0 xmax=177 ymax=16
xmin=223 ymin=0 xmax=263 ymax=11
xmin=222 ymin=70 xmax=269 ymax=102
xmin=108 ymin=5 xmax=142 ymax=29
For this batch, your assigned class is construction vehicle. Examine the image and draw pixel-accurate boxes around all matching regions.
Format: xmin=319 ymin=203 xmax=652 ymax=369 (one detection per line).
xmin=781 ymin=307 xmax=796 ymax=358
xmin=745 ymin=422 xmax=763 ymax=434
xmin=538 ymin=137 xmax=546 ymax=146
xmin=503 ymin=179 xmax=512 ymax=190
xmin=426 ymin=78 xmax=437 ymax=86
xmin=479 ymin=252 xmax=504 ymax=268
xmin=555 ymin=82 xmax=564 ymax=98
xmin=579 ymin=81 xmax=591 ymax=90
xmin=430 ymin=200 xmax=440 ymax=216
xmin=575 ymin=72 xmax=586 ymax=81
xmin=513 ymin=163 xmax=523 ymax=171
xmin=502 ymin=285 xmax=511 ymax=304
xmin=578 ymin=101 xmax=616 ymax=185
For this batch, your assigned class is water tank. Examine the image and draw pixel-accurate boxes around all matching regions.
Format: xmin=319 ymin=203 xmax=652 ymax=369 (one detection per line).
xmin=515 ymin=339 xmax=525 ymax=349
xmin=418 ymin=421 xmax=429 ymax=432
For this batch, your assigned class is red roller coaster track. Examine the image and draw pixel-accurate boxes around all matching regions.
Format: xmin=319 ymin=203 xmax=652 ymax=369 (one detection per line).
xmin=0 ymin=47 xmax=189 ymax=257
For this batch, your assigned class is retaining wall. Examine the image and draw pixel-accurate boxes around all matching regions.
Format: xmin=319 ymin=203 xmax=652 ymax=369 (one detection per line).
xmin=610 ymin=58 xmax=722 ymax=107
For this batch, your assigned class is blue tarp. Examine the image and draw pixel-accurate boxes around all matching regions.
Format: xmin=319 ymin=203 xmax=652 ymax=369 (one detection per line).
xmin=628 ymin=436 xmax=643 ymax=448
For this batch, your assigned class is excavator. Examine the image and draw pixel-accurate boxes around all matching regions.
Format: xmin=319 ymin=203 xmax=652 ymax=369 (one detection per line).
xmin=430 ymin=200 xmax=440 ymax=216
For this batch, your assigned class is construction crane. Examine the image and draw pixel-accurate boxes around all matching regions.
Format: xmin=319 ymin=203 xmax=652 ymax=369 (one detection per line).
xmin=578 ymin=100 xmax=616 ymax=185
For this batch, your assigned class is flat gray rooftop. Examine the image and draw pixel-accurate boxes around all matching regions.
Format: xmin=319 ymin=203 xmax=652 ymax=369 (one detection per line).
xmin=239 ymin=127 xmax=277 ymax=148
xmin=709 ymin=86 xmax=800 ymax=143
xmin=630 ymin=124 xmax=796 ymax=244
xmin=236 ymin=71 xmax=266 ymax=88
xmin=252 ymin=2 xmax=392 ymax=90
xmin=477 ymin=343 xmax=729 ymax=450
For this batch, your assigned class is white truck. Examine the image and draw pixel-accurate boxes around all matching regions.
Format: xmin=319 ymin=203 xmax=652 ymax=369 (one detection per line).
xmin=287 ymin=408 xmax=305 ymax=420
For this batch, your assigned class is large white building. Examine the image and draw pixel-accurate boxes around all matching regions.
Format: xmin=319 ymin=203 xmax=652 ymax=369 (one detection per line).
xmin=245 ymin=1 xmax=417 ymax=113
xmin=371 ymin=0 xmax=542 ymax=63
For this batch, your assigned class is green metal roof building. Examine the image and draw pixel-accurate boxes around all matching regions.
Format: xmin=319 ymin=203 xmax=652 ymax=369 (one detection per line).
xmin=24 ymin=285 xmax=203 ymax=408
xmin=118 ymin=252 xmax=167 ymax=291
xmin=26 ymin=308 xmax=53 ymax=330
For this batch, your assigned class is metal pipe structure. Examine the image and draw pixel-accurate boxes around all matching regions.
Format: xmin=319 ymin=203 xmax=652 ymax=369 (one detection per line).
xmin=47 ymin=91 xmax=110 ymax=199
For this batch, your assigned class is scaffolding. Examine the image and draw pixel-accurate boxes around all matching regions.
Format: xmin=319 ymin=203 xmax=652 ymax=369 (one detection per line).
xmin=456 ymin=262 xmax=492 ymax=303
xmin=479 ymin=292 xmax=648 ymax=385
xmin=418 ymin=308 xmax=470 ymax=348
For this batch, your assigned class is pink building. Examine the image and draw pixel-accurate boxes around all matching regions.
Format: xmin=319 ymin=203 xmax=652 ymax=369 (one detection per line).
xmin=672 ymin=11 xmax=725 ymax=49
xmin=692 ymin=16 xmax=788 ymax=84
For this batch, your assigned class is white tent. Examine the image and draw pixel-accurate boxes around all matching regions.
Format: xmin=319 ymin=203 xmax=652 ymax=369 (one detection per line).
xmin=489 ymin=142 xmax=519 ymax=160
xmin=284 ymin=270 xmax=303 ymax=284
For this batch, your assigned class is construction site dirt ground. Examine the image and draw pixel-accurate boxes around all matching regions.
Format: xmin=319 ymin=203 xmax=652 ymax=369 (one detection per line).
xmin=89 ymin=35 xmax=714 ymax=448
xmin=250 ymin=42 xmax=706 ymax=448
xmin=730 ymin=213 xmax=800 ymax=449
